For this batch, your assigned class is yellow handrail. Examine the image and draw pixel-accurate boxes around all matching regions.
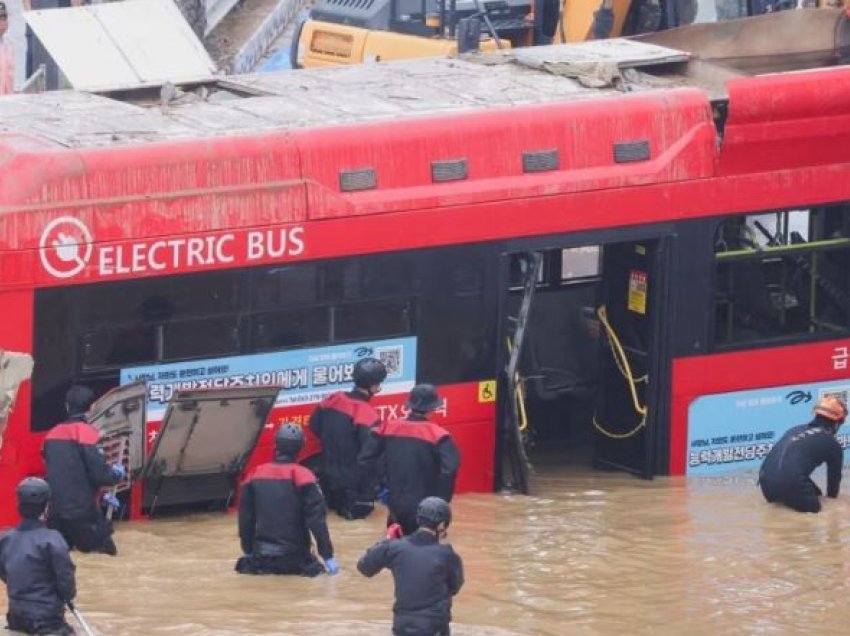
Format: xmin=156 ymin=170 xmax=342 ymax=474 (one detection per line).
xmin=592 ymin=305 xmax=647 ymax=439
xmin=506 ymin=338 xmax=529 ymax=433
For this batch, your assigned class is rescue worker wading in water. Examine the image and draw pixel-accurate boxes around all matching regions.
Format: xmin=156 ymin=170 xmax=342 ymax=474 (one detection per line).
xmin=309 ymin=357 xmax=387 ymax=519
xmin=0 ymin=478 xmax=77 ymax=636
xmin=358 ymin=496 xmax=464 ymax=636
xmin=759 ymin=396 xmax=847 ymax=513
xmin=236 ymin=423 xmax=339 ymax=576
xmin=42 ymin=385 xmax=125 ymax=556
xmin=359 ymin=384 xmax=461 ymax=536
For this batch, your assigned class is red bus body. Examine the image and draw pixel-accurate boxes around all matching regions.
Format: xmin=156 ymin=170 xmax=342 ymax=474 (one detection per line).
xmin=2 ymin=43 xmax=850 ymax=528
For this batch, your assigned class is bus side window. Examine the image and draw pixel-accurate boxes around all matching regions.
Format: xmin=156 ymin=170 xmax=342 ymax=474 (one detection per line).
xmin=334 ymin=299 xmax=414 ymax=342
xmin=713 ymin=205 xmax=850 ymax=347
xmin=85 ymin=327 xmax=158 ymax=369
xmin=251 ymin=265 xmax=319 ymax=309
xmin=252 ymin=306 xmax=331 ymax=352
xmin=162 ymin=315 xmax=242 ymax=361
xmin=419 ymin=247 xmax=495 ymax=384
xmin=560 ymin=246 xmax=600 ymax=281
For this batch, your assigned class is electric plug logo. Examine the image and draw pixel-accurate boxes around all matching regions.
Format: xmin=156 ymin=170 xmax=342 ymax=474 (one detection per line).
xmin=39 ymin=217 xmax=94 ymax=279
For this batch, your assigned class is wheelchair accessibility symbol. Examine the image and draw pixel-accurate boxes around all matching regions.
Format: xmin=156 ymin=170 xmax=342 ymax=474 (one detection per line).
xmin=478 ymin=381 xmax=496 ymax=403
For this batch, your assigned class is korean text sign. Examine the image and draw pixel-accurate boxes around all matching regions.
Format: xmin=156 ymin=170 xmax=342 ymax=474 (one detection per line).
xmin=121 ymin=337 xmax=416 ymax=419
xmin=687 ymin=379 xmax=850 ymax=475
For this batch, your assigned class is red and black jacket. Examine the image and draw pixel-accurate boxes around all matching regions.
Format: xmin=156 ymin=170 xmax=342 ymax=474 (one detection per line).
xmin=238 ymin=460 xmax=334 ymax=561
xmin=359 ymin=415 xmax=461 ymax=514
xmin=309 ymin=391 xmax=379 ymax=494
xmin=42 ymin=418 xmax=118 ymax=520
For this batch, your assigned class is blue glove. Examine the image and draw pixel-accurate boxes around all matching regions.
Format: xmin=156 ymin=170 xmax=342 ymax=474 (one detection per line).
xmin=376 ymin=487 xmax=389 ymax=506
xmin=325 ymin=557 xmax=340 ymax=575
xmin=102 ymin=493 xmax=120 ymax=510
xmin=111 ymin=463 xmax=127 ymax=481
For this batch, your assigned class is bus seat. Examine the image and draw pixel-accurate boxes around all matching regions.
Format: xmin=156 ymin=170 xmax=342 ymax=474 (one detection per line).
xmin=521 ymin=292 xmax=597 ymax=402
xmin=524 ymin=335 xmax=594 ymax=401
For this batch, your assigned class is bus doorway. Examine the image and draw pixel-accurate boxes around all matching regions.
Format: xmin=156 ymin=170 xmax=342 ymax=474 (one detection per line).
xmin=500 ymin=238 xmax=668 ymax=491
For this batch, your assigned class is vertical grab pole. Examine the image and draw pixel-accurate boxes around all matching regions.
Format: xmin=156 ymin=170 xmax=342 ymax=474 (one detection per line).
xmin=503 ymin=252 xmax=543 ymax=494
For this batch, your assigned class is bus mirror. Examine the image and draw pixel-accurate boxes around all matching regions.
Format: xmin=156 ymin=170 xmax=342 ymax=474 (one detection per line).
xmin=456 ymin=17 xmax=482 ymax=54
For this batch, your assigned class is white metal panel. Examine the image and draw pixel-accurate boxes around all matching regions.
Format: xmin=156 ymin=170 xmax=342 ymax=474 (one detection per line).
xmin=26 ymin=8 xmax=138 ymax=90
xmin=94 ymin=0 xmax=216 ymax=84
xmin=24 ymin=0 xmax=217 ymax=91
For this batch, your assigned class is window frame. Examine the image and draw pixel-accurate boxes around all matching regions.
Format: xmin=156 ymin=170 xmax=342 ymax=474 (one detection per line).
xmin=711 ymin=204 xmax=850 ymax=351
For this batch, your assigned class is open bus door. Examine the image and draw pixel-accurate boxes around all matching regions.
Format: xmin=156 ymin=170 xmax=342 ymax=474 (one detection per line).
xmin=592 ymin=240 xmax=667 ymax=477
xmin=499 ymin=236 xmax=669 ymax=488
xmin=501 ymin=252 xmax=544 ymax=494
xmin=88 ymin=382 xmax=147 ymax=507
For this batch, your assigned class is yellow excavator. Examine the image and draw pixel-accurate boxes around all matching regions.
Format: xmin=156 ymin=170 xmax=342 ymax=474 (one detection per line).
xmin=290 ymin=0 xmax=846 ymax=68
xmin=290 ymin=0 xmax=674 ymax=68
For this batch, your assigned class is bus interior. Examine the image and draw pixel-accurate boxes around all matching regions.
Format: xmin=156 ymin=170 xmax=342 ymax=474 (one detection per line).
xmin=502 ymin=205 xmax=850 ymax=490
xmin=502 ymin=234 xmax=667 ymax=486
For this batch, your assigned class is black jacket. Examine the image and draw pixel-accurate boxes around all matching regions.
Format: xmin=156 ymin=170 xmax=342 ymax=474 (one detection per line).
xmin=358 ymin=529 xmax=464 ymax=635
xmin=0 ymin=519 xmax=76 ymax=619
xmin=759 ymin=421 xmax=843 ymax=497
xmin=360 ymin=416 xmax=461 ymax=513
xmin=43 ymin=418 xmax=118 ymax=520
xmin=238 ymin=460 xmax=334 ymax=561
xmin=309 ymin=390 xmax=379 ymax=493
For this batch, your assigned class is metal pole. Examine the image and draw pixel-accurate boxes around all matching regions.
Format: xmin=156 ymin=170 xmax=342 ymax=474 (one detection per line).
xmin=106 ymin=434 xmax=128 ymax=521
xmin=68 ymin=602 xmax=97 ymax=636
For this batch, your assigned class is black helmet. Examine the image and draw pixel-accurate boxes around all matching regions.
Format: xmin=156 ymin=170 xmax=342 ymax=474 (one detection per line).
xmin=17 ymin=477 xmax=50 ymax=506
xmin=17 ymin=477 xmax=50 ymax=518
xmin=275 ymin=423 xmax=305 ymax=457
xmin=416 ymin=496 xmax=451 ymax=530
xmin=353 ymin=357 xmax=387 ymax=389
xmin=66 ymin=384 xmax=95 ymax=417
xmin=407 ymin=384 xmax=442 ymax=413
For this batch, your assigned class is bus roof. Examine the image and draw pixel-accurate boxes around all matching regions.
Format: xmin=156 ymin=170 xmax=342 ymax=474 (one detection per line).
xmin=2 ymin=12 xmax=850 ymax=268
xmin=0 ymin=39 xmax=722 ymax=149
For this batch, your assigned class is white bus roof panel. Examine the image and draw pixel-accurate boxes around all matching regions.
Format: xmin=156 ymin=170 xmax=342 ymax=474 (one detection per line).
xmin=24 ymin=0 xmax=217 ymax=92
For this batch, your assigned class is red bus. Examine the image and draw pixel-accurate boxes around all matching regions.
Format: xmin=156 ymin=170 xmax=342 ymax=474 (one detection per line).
xmin=2 ymin=34 xmax=850 ymax=528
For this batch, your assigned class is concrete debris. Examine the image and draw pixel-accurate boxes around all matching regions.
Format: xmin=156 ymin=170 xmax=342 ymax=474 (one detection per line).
xmin=0 ymin=351 xmax=34 ymax=451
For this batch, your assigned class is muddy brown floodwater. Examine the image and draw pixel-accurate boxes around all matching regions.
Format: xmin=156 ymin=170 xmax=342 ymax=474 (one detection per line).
xmin=4 ymin=464 xmax=850 ymax=635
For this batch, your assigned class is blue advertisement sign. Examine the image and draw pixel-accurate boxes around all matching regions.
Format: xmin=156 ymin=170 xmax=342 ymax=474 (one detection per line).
xmin=687 ymin=380 xmax=850 ymax=475
xmin=121 ymin=337 xmax=417 ymax=419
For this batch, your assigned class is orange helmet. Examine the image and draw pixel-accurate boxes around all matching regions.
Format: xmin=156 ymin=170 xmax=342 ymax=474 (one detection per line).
xmin=813 ymin=396 xmax=848 ymax=424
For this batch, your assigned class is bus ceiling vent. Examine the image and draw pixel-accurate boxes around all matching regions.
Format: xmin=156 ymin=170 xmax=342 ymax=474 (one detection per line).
xmin=522 ymin=149 xmax=559 ymax=174
xmin=613 ymin=140 xmax=650 ymax=164
xmin=431 ymin=159 xmax=468 ymax=183
xmin=339 ymin=168 xmax=378 ymax=192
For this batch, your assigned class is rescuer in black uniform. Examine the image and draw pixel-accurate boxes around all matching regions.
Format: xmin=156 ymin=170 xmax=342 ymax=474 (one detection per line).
xmin=360 ymin=384 xmax=461 ymax=536
xmin=759 ymin=396 xmax=847 ymax=513
xmin=42 ymin=385 xmax=125 ymax=556
xmin=0 ymin=478 xmax=77 ymax=636
xmin=358 ymin=496 xmax=464 ymax=636
xmin=309 ymin=357 xmax=387 ymax=519
xmin=236 ymin=423 xmax=339 ymax=576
